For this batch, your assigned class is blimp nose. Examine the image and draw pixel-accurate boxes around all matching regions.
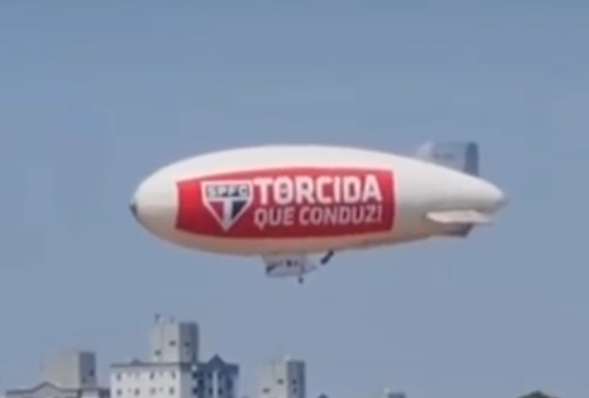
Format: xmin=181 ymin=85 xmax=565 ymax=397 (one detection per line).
xmin=129 ymin=175 xmax=174 ymax=233
xmin=129 ymin=200 xmax=138 ymax=220
xmin=129 ymin=191 xmax=143 ymax=226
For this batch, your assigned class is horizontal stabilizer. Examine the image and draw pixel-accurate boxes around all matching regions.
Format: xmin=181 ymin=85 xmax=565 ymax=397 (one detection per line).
xmin=426 ymin=209 xmax=493 ymax=225
xmin=416 ymin=141 xmax=479 ymax=176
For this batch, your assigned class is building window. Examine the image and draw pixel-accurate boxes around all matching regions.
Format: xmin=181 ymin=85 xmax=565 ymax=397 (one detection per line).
xmin=277 ymin=379 xmax=284 ymax=384
xmin=135 ymin=389 xmax=140 ymax=396
xmin=169 ymin=388 xmax=175 ymax=395
xmin=117 ymin=389 xmax=122 ymax=396
xmin=169 ymin=340 xmax=177 ymax=346
xmin=218 ymin=388 xmax=224 ymax=395
xmin=170 ymin=371 xmax=176 ymax=379
xmin=151 ymin=388 xmax=157 ymax=395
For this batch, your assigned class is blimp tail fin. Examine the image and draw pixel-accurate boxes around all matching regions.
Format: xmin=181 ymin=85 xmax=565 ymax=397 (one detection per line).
xmin=427 ymin=209 xmax=493 ymax=224
xmin=426 ymin=209 xmax=492 ymax=238
xmin=415 ymin=141 xmax=479 ymax=176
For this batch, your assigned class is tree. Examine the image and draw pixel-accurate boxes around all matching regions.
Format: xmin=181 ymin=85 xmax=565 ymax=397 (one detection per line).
xmin=518 ymin=391 xmax=557 ymax=398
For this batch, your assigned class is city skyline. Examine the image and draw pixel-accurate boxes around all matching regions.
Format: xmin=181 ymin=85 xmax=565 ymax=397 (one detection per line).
xmin=1 ymin=315 xmax=403 ymax=398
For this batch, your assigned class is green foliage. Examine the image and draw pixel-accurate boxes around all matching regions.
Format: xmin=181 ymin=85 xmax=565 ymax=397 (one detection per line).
xmin=518 ymin=391 xmax=555 ymax=398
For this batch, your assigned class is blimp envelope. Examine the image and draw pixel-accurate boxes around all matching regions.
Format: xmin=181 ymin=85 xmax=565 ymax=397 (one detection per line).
xmin=131 ymin=143 xmax=506 ymax=263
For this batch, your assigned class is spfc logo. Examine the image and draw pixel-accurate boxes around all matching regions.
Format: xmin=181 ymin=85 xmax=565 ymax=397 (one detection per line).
xmin=202 ymin=180 xmax=253 ymax=231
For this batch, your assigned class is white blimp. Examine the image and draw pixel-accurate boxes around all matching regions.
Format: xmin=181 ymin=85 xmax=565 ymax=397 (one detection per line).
xmin=130 ymin=142 xmax=507 ymax=283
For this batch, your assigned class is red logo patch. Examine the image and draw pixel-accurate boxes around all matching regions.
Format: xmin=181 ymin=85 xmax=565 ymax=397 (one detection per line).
xmin=176 ymin=167 xmax=395 ymax=238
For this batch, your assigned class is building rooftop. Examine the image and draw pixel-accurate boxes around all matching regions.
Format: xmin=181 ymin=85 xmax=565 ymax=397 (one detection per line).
xmin=5 ymin=381 xmax=109 ymax=396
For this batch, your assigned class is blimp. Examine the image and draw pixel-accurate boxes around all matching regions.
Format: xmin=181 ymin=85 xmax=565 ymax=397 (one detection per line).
xmin=130 ymin=142 xmax=507 ymax=283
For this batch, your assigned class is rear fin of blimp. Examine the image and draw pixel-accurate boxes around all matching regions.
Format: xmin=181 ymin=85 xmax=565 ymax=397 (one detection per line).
xmin=426 ymin=209 xmax=493 ymax=225
xmin=415 ymin=141 xmax=479 ymax=176
xmin=425 ymin=209 xmax=492 ymax=238
xmin=416 ymin=141 xmax=487 ymax=238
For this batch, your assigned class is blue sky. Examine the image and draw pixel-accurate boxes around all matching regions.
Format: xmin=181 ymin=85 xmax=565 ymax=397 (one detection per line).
xmin=0 ymin=2 xmax=587 ymax=398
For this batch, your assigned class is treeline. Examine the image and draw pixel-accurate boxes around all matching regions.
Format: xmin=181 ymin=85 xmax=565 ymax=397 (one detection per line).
xmin=519 ymin=392 xmax=556 ymax=398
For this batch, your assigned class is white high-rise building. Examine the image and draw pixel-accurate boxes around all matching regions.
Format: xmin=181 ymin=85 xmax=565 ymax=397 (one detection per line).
xmin=109 ymin=361 xmax=193 ymax=398
xmin=258 ymin=357 xmax=305 ymax=398
xmin=110 ymin=316 xmax=199 ymax=398
xmin=109 ymin=316 xmax=239 ymax=398
xmin=150 ymin=316 xmax=199 ymax=364
xmin=371 ymin=389 xmax=405 ymax=398
xmin=4 ymin=351 xmax=109 ymax=398
xmin=43 ymin=351 xmax=98 ymax=390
